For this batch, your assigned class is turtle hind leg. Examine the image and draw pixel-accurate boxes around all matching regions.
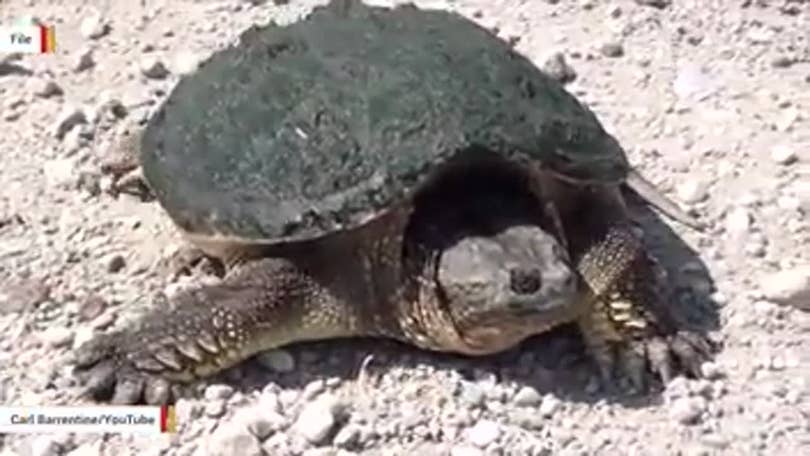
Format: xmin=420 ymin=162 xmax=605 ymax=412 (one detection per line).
xmin=73 ymin=257 xmax=365 ymax=405
xmin=574 ymin=224 xmax=715 ymax=393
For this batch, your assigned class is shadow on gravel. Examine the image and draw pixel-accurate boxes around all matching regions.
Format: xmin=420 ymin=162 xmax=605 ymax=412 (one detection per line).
xmin=220 ymin=193 xmax=720 ymax=410
xmin=0 ymin=62 xmax=33 ymax=77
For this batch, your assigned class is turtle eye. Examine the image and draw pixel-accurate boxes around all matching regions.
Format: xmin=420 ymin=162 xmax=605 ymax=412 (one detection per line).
xmin=509 ymin=267 xmax=542 ymax=294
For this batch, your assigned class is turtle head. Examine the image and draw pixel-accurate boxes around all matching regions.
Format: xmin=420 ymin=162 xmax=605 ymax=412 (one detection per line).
xmin=436 ymin=224 xmax=579 ymax=354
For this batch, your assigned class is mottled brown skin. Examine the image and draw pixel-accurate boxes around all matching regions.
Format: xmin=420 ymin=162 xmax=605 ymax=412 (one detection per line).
xmin=73 ymin=161 xmax=712 ymax=405
xmin=74 ymin=173 xmax=584 ymax=404
xmin=535 ymin=170 xmax=712 ymax=388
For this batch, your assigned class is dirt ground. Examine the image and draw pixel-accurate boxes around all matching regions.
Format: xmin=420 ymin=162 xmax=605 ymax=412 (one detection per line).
xmin=1 ymin=0 xmax=809 ymax=455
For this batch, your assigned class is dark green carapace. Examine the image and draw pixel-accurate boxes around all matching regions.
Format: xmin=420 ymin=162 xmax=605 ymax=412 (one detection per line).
xmin=139 ymin=0 xmax=627 ymax=244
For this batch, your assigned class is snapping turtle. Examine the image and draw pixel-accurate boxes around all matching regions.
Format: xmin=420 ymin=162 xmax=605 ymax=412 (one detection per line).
xmin=74 ymin=0 xmax=711 ymax=404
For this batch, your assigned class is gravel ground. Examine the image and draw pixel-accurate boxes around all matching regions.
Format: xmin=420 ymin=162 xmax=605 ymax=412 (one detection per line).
xmin=1 ymin=1 xmax=809 ymax=455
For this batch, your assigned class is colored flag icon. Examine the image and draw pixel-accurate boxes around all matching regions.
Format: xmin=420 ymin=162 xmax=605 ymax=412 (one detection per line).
xmin=0 ymin=23 xmax=56 ymax=54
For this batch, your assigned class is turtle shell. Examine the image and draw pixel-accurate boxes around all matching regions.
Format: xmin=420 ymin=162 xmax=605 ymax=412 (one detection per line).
xmin=140 ymin=0 xmax=629 ymax=246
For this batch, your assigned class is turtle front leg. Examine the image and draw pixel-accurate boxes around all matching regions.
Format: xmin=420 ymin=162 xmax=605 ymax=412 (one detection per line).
xmin=574 ymin=224 xmax=714 ymax=392
xmin=73 ymin=258 xmax=362 ymax=404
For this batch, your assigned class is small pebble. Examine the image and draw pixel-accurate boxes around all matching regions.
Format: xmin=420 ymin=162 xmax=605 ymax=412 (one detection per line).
xmin=31 ymin=78 xmax=63 ymax=98
xmin=333 ymin=424 xmax=361 ymax=449
xmin=80 ymin=12 xmax=109 ymax=39
xmin=673 ymin=63 xmax=715 ymax=100
xmin=106 ymin=254 xmax=126 ymax=273
xmin=669 ymin=397 xmax=704 ymax=425
xmin=460 ymin=382 xmax=486 ymax=407
xmin=770 ymin=144 xmax=797 ymax=165
xmin=761 ymin=266 xmax=810 ymax=310
xmin=256 ymin=349 xmax=295 ymax=373
xmin=513 ymin=385 xmax=542 ymax=406
xmin=293 ymin=394 xmax=343 ymax=445
xmin=771 ymin=56 xmax=794 ymax=68
xmin=204 ymin=384 xmax=235 ymax=401
xmin=71 ymin=327 xmax=96 ymax=350
xmin=73 ymin=47 xmax=95 ymax=72
xmin=677 ymin=179 xmax=709 ymax=204
xmin=172 ymin=51 xmax=201 ymax=75
xmin=466 ymin=420 xmax=500 ymax=448
xmin=724 ymin=207 xmax=752 ymax=234
xmin=600 ymin=41 xmax=624 ymax=58
xmin=140 ymin=57 xmax=170 ymax=79
xmin=542 ymin=52 xmax=577 ymax=83
xmin=700 ymin=362 xmax=725 ymax=380
xmin=77 ymin=294 xmax=107 ymax=322
xmin=635 ymin=0 xmax=671 ymax=8
xmin=539 ymin=394 xmax=561 ymax=417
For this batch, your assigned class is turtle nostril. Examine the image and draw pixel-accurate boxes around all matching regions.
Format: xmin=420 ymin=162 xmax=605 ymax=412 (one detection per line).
xmin=509 ymin=267 xmax=542 ymax=294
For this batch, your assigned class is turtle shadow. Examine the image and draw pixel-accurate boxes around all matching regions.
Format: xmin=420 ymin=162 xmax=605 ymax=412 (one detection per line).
xmin=223 ymin=198 xmax=719 ymax=409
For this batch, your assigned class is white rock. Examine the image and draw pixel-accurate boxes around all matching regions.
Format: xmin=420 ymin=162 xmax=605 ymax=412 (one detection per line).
xmin=72 ymin=327 xmax=96 ymax=350
xmin=676 ymin=179 xmax=709 ymax=204
xmin=42 ymin=158 xmax=77 ymax=188
xmin=206 ymin=423 xmax=263 ymax=456
xmin=770 ymin=144 xmax=797 ymax=165
xmin=172 ymin=51 xmax=201 ymax=75
xmin=700 ymin=361 xmax=725 ymax=380
xmin=256 ymin=348 xmax=295 ymax=373
xmin=204 ymin=384 xmax=234 ymax=400
xmin=669 ymin=397 xmax=704 ymax=425
xmin=466 ymin=420 xmax=500 ymax=447
xmin=724 ymin=207 xmax=752 ymax=234
xmin=539 ymin=393 xmax=561 ymax=417
xmin=513 ymin=385 xmax=542 ymax=406
xmin=778 ymin=195 xmax=801 ymax=212
xmin=774 ymin=108 xmax=799 ymax=132
xmin=761 ymin=266 xmax=810 ymax=310
xmin=80 ymin=13 xmax=108 ymax=39
xmin=332 ymin=424 xmax=361 ymax=449
xmin=258 ymin=391 xmax=282 ymax=413
xmin=294 ymin=394 xmax=343 ymax=444
xmin=673 ymin=63 xmax=716 ymax=101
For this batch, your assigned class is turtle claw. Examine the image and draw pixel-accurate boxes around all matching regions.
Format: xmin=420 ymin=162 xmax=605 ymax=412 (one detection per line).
xmin=645 ymin=336 xmax=675 ymax=385
xmin=585 ymin=327 xmax=714 ymax=395
xmin=617 ymin=340 xmax=647 ymax=392
xmin=667 ymin=330 xmax=714 ymax=380
xmin=73 ymin=331 xmax=178 ymax=405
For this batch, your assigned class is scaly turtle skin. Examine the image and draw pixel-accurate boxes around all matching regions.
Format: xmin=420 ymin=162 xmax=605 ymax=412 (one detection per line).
xmin=73 ymin=0 xmax=711 ymax=404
